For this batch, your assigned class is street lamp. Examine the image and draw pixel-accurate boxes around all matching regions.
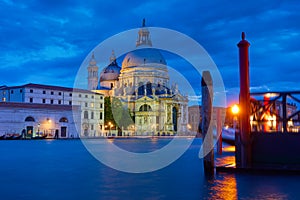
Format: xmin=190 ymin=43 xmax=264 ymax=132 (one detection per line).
xmin=108 ymin=122 xmax=113 ymax=136
xmin=105 ymin=125 xmax=108 ymax=136
xmin=37 ymin=123 xmax=40 ymax=136
xmin=231 ymin=104 xmax=240 ymax=130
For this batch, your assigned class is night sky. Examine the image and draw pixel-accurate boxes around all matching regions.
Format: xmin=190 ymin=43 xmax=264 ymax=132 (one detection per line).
xmin=0 ymin=0 xmax=299 ymax=106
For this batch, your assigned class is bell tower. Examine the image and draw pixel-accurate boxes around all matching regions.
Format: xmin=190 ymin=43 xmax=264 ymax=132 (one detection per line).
xmin=87 ymin=52 xmax=99 ymax=90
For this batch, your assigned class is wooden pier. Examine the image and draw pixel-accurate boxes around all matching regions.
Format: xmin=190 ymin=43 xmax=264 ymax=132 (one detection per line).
xmin=215 ymin=32 xmax=300 ymax=173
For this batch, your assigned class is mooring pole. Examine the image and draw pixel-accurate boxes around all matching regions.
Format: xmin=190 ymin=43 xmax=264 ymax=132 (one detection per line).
xmin=237 ymin=32 xmax=252 ymax=168
xmin=201 ymin=71 xmax=214 ymax=175
xmin=216 ymin=108 xmax=222 ymax=155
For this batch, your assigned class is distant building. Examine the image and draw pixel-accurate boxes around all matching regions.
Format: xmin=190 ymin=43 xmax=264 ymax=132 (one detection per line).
xmin=0 ymin=83 xmax=104 ymax=138
xmin=188 ymin=105 xmax=226 ymax=134
xmin=0 ymin=102 xmax=80 ymax=138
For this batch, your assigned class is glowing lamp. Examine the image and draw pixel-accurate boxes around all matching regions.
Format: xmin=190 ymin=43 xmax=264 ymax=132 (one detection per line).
xmin=231 ymin=104 xmax=240 ymax=115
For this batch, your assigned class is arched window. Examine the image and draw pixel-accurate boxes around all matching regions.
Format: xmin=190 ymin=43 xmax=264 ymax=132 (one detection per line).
xmin=84 ymin=111 xmax=88 ymax=119
xmin=59 ymin=117 xmax=68 ymax=123
xmin=139 ymin=104 xmax=152 ymax=112
xmin=25 ymin=116 xmax=35 ymax=122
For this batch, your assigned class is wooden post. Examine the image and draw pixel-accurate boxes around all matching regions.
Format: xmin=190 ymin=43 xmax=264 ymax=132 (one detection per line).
xmin=201 ymin=71 xmax=214 ymax=175
xmin=216 ymin=108 xmax=222 ymax=155
xmin=282 ymin=93 xmax=287 ymax=132
xmin=237 ymin=32 xmax=252 ymax=168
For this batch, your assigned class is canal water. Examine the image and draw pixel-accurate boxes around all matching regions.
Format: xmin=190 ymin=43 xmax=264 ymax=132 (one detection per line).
xmin=0 ymin=138 xmax=299 ymax=200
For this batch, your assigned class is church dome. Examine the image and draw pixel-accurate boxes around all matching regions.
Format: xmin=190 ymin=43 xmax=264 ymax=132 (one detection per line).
xmin=100 ymin=60 xmax=121 ymax=82
xmin=121 ymin=19 xmax=167 ymax=71
xmin=121 ymin=48 xmax=167 ymax=70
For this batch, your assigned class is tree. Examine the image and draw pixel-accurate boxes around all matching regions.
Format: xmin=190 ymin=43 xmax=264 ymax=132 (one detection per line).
xmin=104 ymin=97 xmax=116 ymax=128
xmin=111 ymin=97 xmax=134 ymax=129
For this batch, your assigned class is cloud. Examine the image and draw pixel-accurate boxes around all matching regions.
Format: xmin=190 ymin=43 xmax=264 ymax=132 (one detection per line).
xmin=0 ymin=0 xmax=299 ymax=106
xmin=0 ymin=40 xmax=82 ymax=69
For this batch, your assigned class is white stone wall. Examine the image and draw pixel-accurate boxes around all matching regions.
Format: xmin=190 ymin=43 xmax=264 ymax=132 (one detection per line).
xmin=0 ymin=103 xmax=80 ymax=138
xmin=72 ymin=91 xmax=104 ymax=137
xmin=0 ymin=84 xmax=105 ymax=138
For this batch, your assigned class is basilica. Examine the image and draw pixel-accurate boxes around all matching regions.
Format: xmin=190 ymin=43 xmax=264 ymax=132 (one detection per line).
xmin=87 ymin=21 xmax=189 ymax=136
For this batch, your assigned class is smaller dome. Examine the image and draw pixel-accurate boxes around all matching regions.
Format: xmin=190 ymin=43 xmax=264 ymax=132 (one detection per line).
xmin=99 ymin=60 xmax=121 ymax=82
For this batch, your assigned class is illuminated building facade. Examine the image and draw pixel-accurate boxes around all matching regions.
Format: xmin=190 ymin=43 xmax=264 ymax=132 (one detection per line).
xmin=0 ymin=83 xmax=104 ymax=137
xmin=89 ymin=21 xmax=189 ymax=136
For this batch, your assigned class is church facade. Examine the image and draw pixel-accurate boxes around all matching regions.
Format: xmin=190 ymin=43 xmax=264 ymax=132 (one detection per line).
xmin=88 ymin=21 xmax=189 ymax=136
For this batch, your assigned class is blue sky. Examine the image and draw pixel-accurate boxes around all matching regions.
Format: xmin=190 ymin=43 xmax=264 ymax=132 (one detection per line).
xmin=0 ymin=0 xmax=299 ymax=105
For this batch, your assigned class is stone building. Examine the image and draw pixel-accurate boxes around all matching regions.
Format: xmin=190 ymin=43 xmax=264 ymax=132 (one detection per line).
xmin=89 ymin=21 xmax=189 ymax=136
xmin=0 ymin=83 xmax=104 ymax=137
xmin=188 ymin=105 xmax=226 ymax=134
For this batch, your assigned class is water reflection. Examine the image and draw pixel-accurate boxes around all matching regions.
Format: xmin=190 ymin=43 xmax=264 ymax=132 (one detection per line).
xmin=205 ymin=173 xmax=237 ymax=200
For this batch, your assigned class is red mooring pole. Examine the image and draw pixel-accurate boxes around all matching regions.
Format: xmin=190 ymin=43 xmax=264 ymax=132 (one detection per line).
xmin=237 ymin=32 xmax=252 ymax=168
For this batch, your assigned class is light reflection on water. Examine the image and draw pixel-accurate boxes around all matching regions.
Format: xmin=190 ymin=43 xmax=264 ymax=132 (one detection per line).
xmin=206 ymin=173 xmax=238 ymax=200
xmin=0 ymin=139 xmax=299 ymax=200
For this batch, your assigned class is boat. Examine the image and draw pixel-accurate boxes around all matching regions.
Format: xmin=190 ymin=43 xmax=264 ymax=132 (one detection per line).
xmin=3 ymin=133 xmax=22 ymax=140
xmin=220 ymin=127 xmax=235 ymax=145
xmin=0 ymin=135 xmax=5 ymax=140
xmin=12 ymin=134 xmax=22 ymax=140
xmin=31 ymin=134 xmax=48 ymax=140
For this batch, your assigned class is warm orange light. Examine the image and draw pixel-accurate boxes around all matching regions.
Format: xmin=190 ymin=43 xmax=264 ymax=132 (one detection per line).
xmin=231 ymin=104 xmax=239 ymax=115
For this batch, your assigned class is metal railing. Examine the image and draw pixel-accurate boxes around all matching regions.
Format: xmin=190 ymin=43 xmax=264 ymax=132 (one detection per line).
xmin=250 ymin=91 xmax=300 ymax=133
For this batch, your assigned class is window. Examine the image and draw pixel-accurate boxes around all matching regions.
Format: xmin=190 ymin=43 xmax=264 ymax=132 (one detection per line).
xmin=42 ymin=99 xmax=46 ymax=103
xmin=58 ymin=100 xmax=61 ymax=104
xmin=91 ymin=102 xmax=94 ymax=108
xmin=25 ymin=116 xmax=35 ymax=122
xmin=91 ymin=124 xmax=94 ymax=130
xmin=100 ymin=96 xmax=103 ymax=100
xmin=69 ymin=101 xmax=72 ymax=105
xmin=20 ymin=89 xmax=22 ymax=93
xmin=79 ymin=94 xmax=82 ymax=97
xmin=111 ymin=83 xmax=113 ymax=88
xmin=51 ymin=91 xmax=54 ymax=95
xmin=11 ymin=90 xmax=13 ymax=94
xmin=59 ymin=117 xmax=68 ymax=123
xmin=43 ymin=90 xmax=46 ymax=94
xmin=91 ymin=95 xmax=94 ymax=99
xmin=139 ymin=104 xmax=152 ymax=111
xmin=2 ymin=97 xmax=6 ymax=102
xmin=100 ymin=103 xmax=103 ymax=109
xmin=85 ymin=94 xmax=88 ymax=98
xmin=29 ymin=98 xmax=33 ymax=103
xmin=85 ymin=102 xmax=88 ymax=107
xmin=50 ymin=99 xmax=54 ymax=104
xmin=69 ymin=93 xmax=72 ymax=97
xmin=91 ymin=112 xmax=94 ymax=119
xmin=30 ymin=89 xmax=33 ymax=93
xmin=58 ymin=92 xmax=62 ymax=96
xmin=100 ymin=112 xmax=103 ymax=120
xmin=84 ymin=111 xmax=88 ymax=119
